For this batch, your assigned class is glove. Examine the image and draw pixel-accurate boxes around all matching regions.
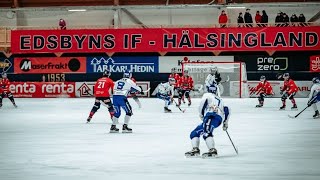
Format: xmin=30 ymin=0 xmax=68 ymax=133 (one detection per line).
xmin=307 ymin=102 xmax=312 ymax=107
xmin=140 ymin=91 xmax=145 ymax=95
xmin=223 ymin=121 xmax=228 ymax=131
xmin=280 ymin=91 xmax=284 ymax=95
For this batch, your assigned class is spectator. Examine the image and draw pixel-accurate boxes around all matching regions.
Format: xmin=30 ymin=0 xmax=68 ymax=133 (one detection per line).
xmin=261 ymin=10 xmax=268 ymax=27
xmin=59 ymin=19 xmax=66 ymax=30
xmin=299 ymin=14 xmax=307 ymax=26
xmin=218 ymin=10 xmax=228 ymax=28
xmin=237 ymin=12 xmax=244 ymax=27
xmin=283 ymin=13 xmax=289 ymax=27
xmin=275 ymin=12 xmax=282 ymax=27
xmin=290 ymin=14 xmax=299 ymax=26
xmin=244 ymin=8 xmax=253 ymax=27
xmin=255 ymin=11 xmax=262 ymax=27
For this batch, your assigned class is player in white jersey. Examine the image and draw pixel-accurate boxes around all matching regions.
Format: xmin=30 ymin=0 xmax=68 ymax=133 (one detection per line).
xmin=307 ymin=77 xmax=320 ymax=118
xmin=156 ymin=78 xmax=175 ymax=113
xmin=205 ymin=67 xmax=222 ymax=96
xmin=185 ymin=83 xmax=230 ymax=158
xmin=111 ymin=70 xmax=142 ymax=133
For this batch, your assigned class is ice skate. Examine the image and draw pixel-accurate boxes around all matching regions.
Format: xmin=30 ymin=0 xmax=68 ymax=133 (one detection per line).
xmin=291 ymin=104 xmax=298 ymax=110
xmin=255 ymin=104 xmax=263 ymax=108
xmin=86 ymin=117 xmax=92 ymax=123
xmin=202 ymin=148 xmax=218 ymax=158
xmin=110 ymin=125 xmax=119 ymax=133
xmin=122 ymin=124 xmax=132 ymax=133
xmin=188 ymin=102 xmax=191 ymax=107
xmin=313 ymin=110 xmax=320 ymax=119
xmin=13 ymin=103 xmax=17 ymax=108
xmin=279 ymin=105 xmax=286 ymax=110
xmin=164 ymin=107 xmax=172 ymax=113
xmin=185 ymin=147 xmax=200 ymax=157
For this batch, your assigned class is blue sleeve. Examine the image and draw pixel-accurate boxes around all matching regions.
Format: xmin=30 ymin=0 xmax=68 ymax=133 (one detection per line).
xmin=223 ymin=106 xmax=230 ymax=122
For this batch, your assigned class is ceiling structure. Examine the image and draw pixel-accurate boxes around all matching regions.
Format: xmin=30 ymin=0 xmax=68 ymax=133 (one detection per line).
xmin=1 ymin=0 xmax=318 ymax=8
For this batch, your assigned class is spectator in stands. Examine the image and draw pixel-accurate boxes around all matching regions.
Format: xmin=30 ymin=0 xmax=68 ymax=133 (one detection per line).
xmin=299 ymin=14 xmax=307 ymax=26
xmin=290 ymin=14 xmax=299 ymax=26
xmin=237 ymin=12 xmax=244 ymax=27
xmin=244 ymin=9 xmax=253 ymax=27
xmin=261 ymin=10 xmax=268 ymax=27
xmin=59 ymin=19 xmax=66 ymax=30
xmin=255 ymin=11 xmax=262 ymax=27
xmin=275 ymin=12 xmax=282 ymax=27
xmin=218 ymin=10 xmax=228 ymax=28
xmin=283 ymin=13 xmax=289 ymax=27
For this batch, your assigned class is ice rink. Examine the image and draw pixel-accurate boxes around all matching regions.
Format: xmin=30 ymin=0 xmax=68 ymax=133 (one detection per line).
xmin=1 ymin=97 xmax=320 ymax=180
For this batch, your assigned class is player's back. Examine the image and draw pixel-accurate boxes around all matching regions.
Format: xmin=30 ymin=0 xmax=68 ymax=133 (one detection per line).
xmin=113 ymin=78 xmax=140 ymax=96
xmin=158 ymin=82 xmax=173 ymax=95
xmin=199 ymin=93 xmax=224 ymax=118
xmin=94 ymin=77 xmax=114 ymax=97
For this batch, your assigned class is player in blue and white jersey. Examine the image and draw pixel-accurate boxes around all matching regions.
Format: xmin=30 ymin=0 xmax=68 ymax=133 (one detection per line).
xmin=185 ymin=83 xmax=230 ymax=158
xmin=111 ymin=70 xmax=141 ymax=133
xmin=156 ymin=78 xmax=175 ymax=113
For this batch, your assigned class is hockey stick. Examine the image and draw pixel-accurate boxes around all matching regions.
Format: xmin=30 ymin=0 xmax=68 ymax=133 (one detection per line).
xmin=142 ymin=88 xmax=151 ymax=93
xmin=288 ymin=106 xmax=309 ymax=119
xmin=226 ymin=130 xmax=238 ymax=155
xmin=220 ymin=75 xmax=230 ymax=84
xmin=172 ymin=99 xmax=186 ymax=113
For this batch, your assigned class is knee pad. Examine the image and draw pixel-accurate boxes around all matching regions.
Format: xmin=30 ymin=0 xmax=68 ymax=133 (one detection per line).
xmin=190 ymin=129 xmax=201 ymax=139
xmin=258 ymin=95 xmax=264 ymax=102
xmin=185 ymin=91 xmax=190 ymax=98
xmin=7 ymin=93 xmax=13 ymax=98
xmin=288 ymin=93 xmax=295 ymax=100
xmin=178 ymin=91 xmax=183 ymax=99
xmin=203 ymin=133 xmax=213 ymax=140
xmin=93 ymin=102 xmax=101 ymax=111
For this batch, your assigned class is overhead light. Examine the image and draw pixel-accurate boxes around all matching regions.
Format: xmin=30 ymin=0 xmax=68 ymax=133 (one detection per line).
xmin=68 ymin=9 xmax=87 ymax=12
xmin=226 ymin=6 xmax=246 ymax=9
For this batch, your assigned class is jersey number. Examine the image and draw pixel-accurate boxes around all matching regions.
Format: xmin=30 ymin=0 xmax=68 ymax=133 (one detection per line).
xmin=97 ymin=82 xmax=105 ymax=88
xmin=117 ymin=82 xmax=125 ymax=90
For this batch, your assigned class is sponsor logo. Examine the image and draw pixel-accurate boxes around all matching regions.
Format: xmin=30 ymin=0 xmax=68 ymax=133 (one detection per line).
xmin=89 ymin=57 xmax=156 ymax=73
xmin=19 ymin=58 xmax=81 ymax=72
xmin=77 ymin=83 xmax=93 ymax=97
xmin=310 ymin=56 xmax=320 ymax=72
xmin=0 ymin=59 xmax=13 ymax=73
xmin=257 ymin=57 xmax=288 ymax=71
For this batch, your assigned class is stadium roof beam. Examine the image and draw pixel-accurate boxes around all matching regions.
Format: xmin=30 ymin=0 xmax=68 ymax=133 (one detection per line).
xmin=121 ymin=7 xmax=148 ymax=28
xmin=308 ymin=10 xmax=320 ymax=22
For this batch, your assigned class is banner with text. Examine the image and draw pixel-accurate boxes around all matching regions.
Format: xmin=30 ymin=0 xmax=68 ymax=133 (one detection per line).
xmin=14 ymin=57 xmax=86 ymax=74
xmin=9 ymin=82 xmax=76 ymax=98
xmin=159 ymin=56 xmax=234 ymax=73
xmin=75 ymin=81 xmax=150 ymax=97
xmin=86 ymin=56 xmax=158 ymax=73
xmin=0 ymin=57 xmax=14 ymax=74
xmin=11 ymin=27 xmax=320 ymax=53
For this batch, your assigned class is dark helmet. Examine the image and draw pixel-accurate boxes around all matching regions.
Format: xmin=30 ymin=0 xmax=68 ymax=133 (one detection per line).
xmin=171 ymin=68 xmax=176 ymax=73
xmin=168 ymin=77 xmax=175 ymax=84
xmin=260 ymin=75 xmax=266 ymax=81
xmin=103 ymin=69 xmax=111 ymax=77
xmin=312 ymin=77 xmax=320 ymax=84
xmin=184 ymin=69 xmax=189 ymax=76
xmin=1 ymin=72 xmax=7 ymax=78
xmin=283 ymin=73 xmax=290 ymax=79
xmin=123 ymin=70 xmax=132 ymax=78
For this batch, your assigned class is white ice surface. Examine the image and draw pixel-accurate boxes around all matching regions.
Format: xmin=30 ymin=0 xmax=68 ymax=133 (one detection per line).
xmin=0 ymin=98 xmax=320 ymax=180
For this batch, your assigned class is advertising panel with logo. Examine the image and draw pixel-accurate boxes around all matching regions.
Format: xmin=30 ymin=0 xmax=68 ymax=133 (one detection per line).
xmin=86 ymin=56 xmax=158 ymax=73
xmin=9 ymin=82 xmax=76 ymax=98
xmin=239 ymin=55 xmax=309 ymax=72
xmin=159 ymin=56 xmax=234 ymax=73
xmin=75 ymin=81 xmax=150 ymax=97
xmin=0 ymin=58 xmax=14 ymax=73
xmin=310 ymin=55 xmax=320 ymax=72
xmin=14 ymin=57 xmax=86 ymax=74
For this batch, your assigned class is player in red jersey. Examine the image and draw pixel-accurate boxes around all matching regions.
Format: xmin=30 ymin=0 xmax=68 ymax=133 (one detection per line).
xmin=169 ymin=68 xmax=181 ymax=89
xmin=0 ymin=73 xmax=17 ymax=108
xmin=178 ymin=70 xmax=194 ymax=106
xmin=87 ymin=69 xmax=115 ymax=123
xmin=253 ymin=75 xmax=274 ymax=108
xmin=279 ymin=73 xmax=298 ymax=110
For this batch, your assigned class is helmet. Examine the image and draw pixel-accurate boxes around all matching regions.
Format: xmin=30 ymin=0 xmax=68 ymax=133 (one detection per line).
xmin=171 ymin=68 xmax=176 ymax=74
xmin=312 ymin=77 xmax=320 ymax=84
xmin=260 ymin=75 xmax=266 ymax=81
xmin=184 ymin=69 xmax=189 ymax=76
xmin=1 ymin=72 xmax=7 ymax=78
xmin=283 ymin=73 xmax=290 ymax=79
xmin=208 ymin=84 xmax=218 ymax=95
xmin=123 ymin=70 xmax=132 ymax=78
xmin=210 ymin=67 xmax=218 ymax=75
xmin=168 ymin=78 xmax=175 ymax=85
xmin=103 ymin=69 xmax=111 ymax=77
